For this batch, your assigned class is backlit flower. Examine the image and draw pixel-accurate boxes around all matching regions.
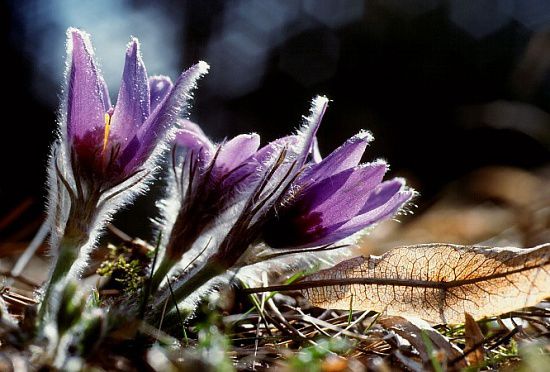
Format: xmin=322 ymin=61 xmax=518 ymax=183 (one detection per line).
xmin=155 ymin=96 xmax=413 ymax=312
xmin=263 ymin=132 xmax=413 ymax=248
xmin=40 ymin=28 xmax=208 ymax=321
xmin=64 ymin=29 xmax=209 ymax=190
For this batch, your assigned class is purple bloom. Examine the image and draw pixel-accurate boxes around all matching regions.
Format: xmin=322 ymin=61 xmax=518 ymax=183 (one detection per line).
xmin=41 ymin=28 xmax=208 ymax=312
xmin=263 ymin=133 xmax=413 ymax=248
xmin=168 ymin=96 xmax=413 ymax=260
xmin=65 ymin=29 xmax=208 ymax=189
xmin=155 ymin=96 xmax=414 ymax=313
xmin=149 ymin=125 xmax=266 ymax=288
xmin=218 ymin=96 xmax=413 ymax=253
xmin=162 ymin=126 xmax=263 ymax=259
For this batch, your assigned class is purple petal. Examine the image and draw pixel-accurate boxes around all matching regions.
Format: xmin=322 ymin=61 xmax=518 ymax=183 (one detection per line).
xmin=175 ymin=120 xmax=214 ymax=170
xmin=213 ymin=135 xmax=299 ymax=191
xmin=253 ymin=135 xmax=299 ymax=164
xmin=358 ymin=179 xmax=405 ymax=214
xmin=306 ymin=162 xmax=387 ymax=215
xmin=115 ymin=136 xmax=141 ymax=173
xmin=66 ymin=28 xmax=110 ymax=141
xmin=110 ymin=39 xmax=150 ymax=139
xmin=126 ymin=61 xmax=209 ymax=172
xmin=295 ymin=96 xmax=328 ymax=168
xmin=176 ymin=129 xmax=211 ymax=152
xmin=316 ymin=180 xmax=413 ymax=246
xmin=176 ymin=129 xmax=215 ymax=166
xmin=215 ymin=134 xmax=260 ymax=172
xmin=296 ymin=131 xmax=373 ymax=187
xmin=180 ymin=119 xmax=208 ymax=138
xmin=149 ymin=75 xmax=173 ymax=112
xmin=214 ymin=134 xmax=263 ymax=189
xmin=296 ymin=181 xmax=414 ymax=247
xmin=264 ymin=162 xmax=387 ymax=248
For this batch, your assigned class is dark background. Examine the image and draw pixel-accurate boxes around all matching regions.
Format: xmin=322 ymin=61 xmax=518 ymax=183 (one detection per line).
xmin=1 ymin=0 xmax=549 ymax=240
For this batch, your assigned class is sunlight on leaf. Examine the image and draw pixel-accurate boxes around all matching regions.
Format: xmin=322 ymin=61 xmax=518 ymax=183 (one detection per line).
xmin=299 ymin=243 xmax=550 ymax=323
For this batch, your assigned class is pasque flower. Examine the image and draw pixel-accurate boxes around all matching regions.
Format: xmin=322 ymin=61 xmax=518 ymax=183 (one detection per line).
xmin=150 ymin=120 xmax=266 ymax=290
xmin=153 ymin=96 xmax=413 ymax=318
xmin=65 ymin=29 xmax=208 ymax=190
xmin=41 ymin=28 xmax=207 ymax=320
xmin=216 ymin=97 xmax=413 ymax=263
xmin=262 ymin=132 xmax=412 ymax=248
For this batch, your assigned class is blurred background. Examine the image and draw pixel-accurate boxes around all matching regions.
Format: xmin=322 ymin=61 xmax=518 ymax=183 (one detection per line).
xmin=1 ymin=0 xmax=549 ymax=261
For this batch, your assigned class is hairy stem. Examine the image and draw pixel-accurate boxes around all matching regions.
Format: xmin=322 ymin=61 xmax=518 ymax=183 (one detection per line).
xmin=38 ymin=190 xmax=100 ymax=325
xmin=149 ymin=256 xmax=176 ymax=295
xmin=37 ymin=237 xmax=80 ymax=323
xmin=153 ymin=259 xmax=224 ymax=324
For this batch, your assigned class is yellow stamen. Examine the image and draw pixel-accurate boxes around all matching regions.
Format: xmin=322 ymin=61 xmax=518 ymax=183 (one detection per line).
xmin=102 ymin=112 xmax=111 ymax=154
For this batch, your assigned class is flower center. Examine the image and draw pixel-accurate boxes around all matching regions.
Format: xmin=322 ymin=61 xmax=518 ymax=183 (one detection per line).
xmin=102 ymin=112 xmax=112 ymax=155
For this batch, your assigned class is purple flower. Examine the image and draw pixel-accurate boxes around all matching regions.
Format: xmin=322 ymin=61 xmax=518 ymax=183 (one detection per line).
xmin=65 ymin=29 xmax=208 ymax=189
xmin=217 ymin=96 xmax=413 ymax=255
xmin=168 ymin=96 xmax=413 ymax=261
xmin=155 ymin=97 xmax=414 ymax=308
xmin=150 ymin=124 xmax=265 ymax=288
xmin=263 ymin=132 xmax=413 ymax=248
xmin=40 ymin=29 xmax=208 ymax=315
xmin=173 ymin=126 xmax=263 ymax=231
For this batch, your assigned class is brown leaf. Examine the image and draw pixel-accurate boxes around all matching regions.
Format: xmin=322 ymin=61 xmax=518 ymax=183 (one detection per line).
xmin=298 ymin=243 xmax=550 ymax=324
xmin=464 ymin=312 xmax=485 ymax=366
xmin=378 ymin=316 xmax=466 ymax=370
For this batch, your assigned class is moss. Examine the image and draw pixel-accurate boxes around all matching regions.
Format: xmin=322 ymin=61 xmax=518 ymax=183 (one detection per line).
xmin=97 ymin=243 xmax=151 ymax=293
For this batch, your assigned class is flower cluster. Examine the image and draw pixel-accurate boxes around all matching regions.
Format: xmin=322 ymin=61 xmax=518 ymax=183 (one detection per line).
xmin=40 ymin=28 xmax=413 ymax=328
xmin=150 ymin=97 xmax=414 ymax=316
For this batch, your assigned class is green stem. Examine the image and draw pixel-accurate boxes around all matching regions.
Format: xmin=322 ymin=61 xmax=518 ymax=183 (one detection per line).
xmin=37 ymin=239 xmax=79 ymax=323
xmin=149 ymin=256 xmax=176 ymax=295
xmin=160 ymin=260 xmax=224 ymax=319
xmin=37 ymin=188 xmax=99 ymax=327
xmin=151 ymin=261 xmax=223 ymax=332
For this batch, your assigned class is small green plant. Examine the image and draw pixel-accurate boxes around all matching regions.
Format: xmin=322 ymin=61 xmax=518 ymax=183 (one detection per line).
xmin=97 ymin=243 xmax=150 ymax=292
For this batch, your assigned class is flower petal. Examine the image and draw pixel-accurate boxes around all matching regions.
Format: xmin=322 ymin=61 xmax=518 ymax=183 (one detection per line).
xmin=216 ymin=134 xmax=261 ymax=172
xmin=126 ymin=61 xmax=209 ymax=172
xmin=358 ymin=179 xmax=407 ymax=214
xmin=66 ymin=28 xmax=110 ymax=141
xmin=304 ymin=162 xmax=387 ymax=217
xmin=176 ymin=127 xmax=215 ymax=169
xmin=293 ymin=184 xmax=412 ymax=248
xmin=175 ymin=120 xmax=214 ymax=169
xmin=295 ymin=96 xmax=328 ymax=168
xmin=176 ymin=129 xmax=213 ymax=153
xmin=297 ymin=130 xmax=373 ymax=187
xmin=264 ymin=162 xmax=387 ymax=248
xmin=214 ymin=134 xmax=263 ymax=189
xmin=323 ymin=179 xmax=414 ymax=243
xmin=176 ymin=119 xmax=209 ymax=141
xmin=110 ymin=38 xmax=150 ymax=139
xmin=149 ymin=75 xmax=173 ymax=112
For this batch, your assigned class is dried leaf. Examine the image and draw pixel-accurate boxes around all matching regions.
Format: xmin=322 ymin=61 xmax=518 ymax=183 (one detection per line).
xmin=298 ymin=243 xmax=550 ymax=323
xmin=378 ymin=316 xmax=466 ymax=370
xmin=464 ymin=312 xmax=485 ymax=366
